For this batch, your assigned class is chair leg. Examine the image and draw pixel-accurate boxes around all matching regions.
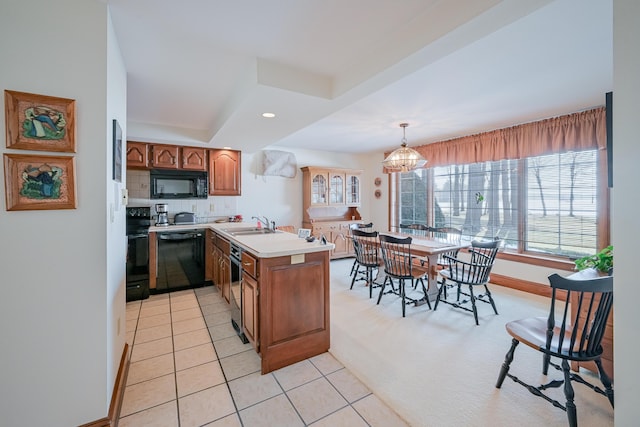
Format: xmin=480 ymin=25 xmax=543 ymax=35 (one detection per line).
xmin=484 ymin=284 xmax=499 ymax=314
xmin=376 ymin=276 xmax=389 ymax=305
xmin=350 ymin=266 xmax=358 ymax=290
xmin=561 ymin=359 xmax=578 ymax=427
xmin=496 ymin=338 xmax=519 ymax=388
xmin=542 ymin=354 xmax=551 ymax=375
xmin=417 ymin=278 xmax=431 ymax=309
xmin=400 ymin=278 xmax=406 ymax=317
xmin=594 ymin=358 xmax=615 ymax=407
xmin=468 ymin=285 xmax=479 ymax=325
xmin=367 ymin=267 xmax=374 ymax=299
xmin=349 ymin=258 xmax=357 ymax=276
xmin=434 ymin=282 xmax=442 ymax=310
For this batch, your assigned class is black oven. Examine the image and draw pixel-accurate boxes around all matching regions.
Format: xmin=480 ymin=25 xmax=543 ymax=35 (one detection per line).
xmin=126 ymin=207 xmax=151 ymax=301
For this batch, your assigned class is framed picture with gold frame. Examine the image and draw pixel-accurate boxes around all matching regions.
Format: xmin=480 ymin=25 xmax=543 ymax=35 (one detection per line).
xmin=3 ymin=153 xmax=77 ymax=211
xmin=4 ymin=90 xmax=76 ymax=153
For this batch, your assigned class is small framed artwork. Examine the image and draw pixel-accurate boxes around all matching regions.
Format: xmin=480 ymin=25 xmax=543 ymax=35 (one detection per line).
xmin=4 ymin=90 xmax=76 ymax=153
xmin=112 ymin=119 xmax=122 ymax=182
xmin=3 ymin=153 xmax=77 ymax=211
xmin=297 ymin=228 xmax=311 ymax=239
xmin=374 ymin=177 xmax=382 ymax=186
xmin=374 ymin=189 xmax=382 ymax=199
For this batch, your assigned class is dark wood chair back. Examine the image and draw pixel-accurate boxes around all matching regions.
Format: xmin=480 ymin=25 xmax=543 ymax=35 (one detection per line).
xmin=351 ymin=229 xmax=380 ymax=268
xmin=379 ymin=234 xmax=416 ymax=279
xmin=399 ymin=223 xmax=429 ymax=237
xmin=546 ymin=273 xmax=613 ymax=361
xmin=495 ymin=273 xmax=614 ymax=426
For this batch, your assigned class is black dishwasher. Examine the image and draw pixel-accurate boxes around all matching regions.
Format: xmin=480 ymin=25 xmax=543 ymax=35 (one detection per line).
xmin=156 ymin=229 xmax=205 ymax=292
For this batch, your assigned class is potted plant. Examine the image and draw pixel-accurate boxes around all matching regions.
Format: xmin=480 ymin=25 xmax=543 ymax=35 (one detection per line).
xmin=574 ymin=245 xmax=613 ymax=275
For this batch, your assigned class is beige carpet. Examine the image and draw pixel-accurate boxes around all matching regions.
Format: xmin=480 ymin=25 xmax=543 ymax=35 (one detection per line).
xmin=328 ymin=259 xmax=614 ymax=427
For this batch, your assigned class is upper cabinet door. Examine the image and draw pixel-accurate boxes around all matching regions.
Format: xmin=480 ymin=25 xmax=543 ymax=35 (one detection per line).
xmin=345 ymin=173 xmax=361 ymax=206
xmin=311 ymin=173 xmax=328 ymax=205
xmin=151 ymin=145 xmax=179 ymax=169
xmin=181 ymin=147 xmax=207 ymax=171
xmin=208 ymin=149 xmax=241 ymax=196
xmin=328 ymin=173 xmax=345 ymax=205
xmin=126 ymin=141 xmax=150 ymax=169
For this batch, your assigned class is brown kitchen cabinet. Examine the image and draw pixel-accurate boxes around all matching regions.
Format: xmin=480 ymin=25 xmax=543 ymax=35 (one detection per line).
xmin=208 ymin=149 xmax=241 ymax=195
xmin=151 ymin=144 xmax=180 ymax=169
xmin=205 ymin=229 xmax=215 ymax=282
xmin=126 ymin=141 xmax=150 ymax=169
xmin=215 ymin=236 xmax=231 ymax=303
xmin=255 ymin=250 xmax=330 ymax=374
xmin=209 ymin=228 xmax=331 ymax=374
xmin=181 ymin=146 xmax=207 ymax=171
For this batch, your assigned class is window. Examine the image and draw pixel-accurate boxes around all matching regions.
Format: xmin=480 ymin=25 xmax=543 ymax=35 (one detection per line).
xmin=393 ymin=149 xmax=602 ymax=259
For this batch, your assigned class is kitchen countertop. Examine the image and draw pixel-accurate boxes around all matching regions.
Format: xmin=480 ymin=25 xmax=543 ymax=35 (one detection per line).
xmin=148 ymin=222 xmax=335 ymax=258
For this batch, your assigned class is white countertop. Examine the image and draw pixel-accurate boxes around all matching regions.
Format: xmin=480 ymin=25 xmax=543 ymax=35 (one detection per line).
xmin=149 ymin=222 xmax=335 ymax=258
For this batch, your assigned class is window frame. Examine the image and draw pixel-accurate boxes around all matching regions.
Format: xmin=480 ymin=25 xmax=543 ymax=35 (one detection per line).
xmin=389 ymin=150 xmax=610 ymax=271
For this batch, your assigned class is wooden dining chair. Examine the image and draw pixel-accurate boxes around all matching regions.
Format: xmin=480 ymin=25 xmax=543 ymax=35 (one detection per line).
xmin=349 ymin=222 xmax=374 ymax=277
xmin=350 ymin=229 xmax=382 ymax=298
xmin=434 ymin=239 xmax=500 ymax=325
xmin=495 ymin=273 xmax=614 ymax=427
xmin=377 ymin=234 xmax=431 ymax=317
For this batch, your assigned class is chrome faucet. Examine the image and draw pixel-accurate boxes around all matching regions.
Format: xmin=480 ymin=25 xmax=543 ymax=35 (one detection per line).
xmin=252 ymin=215 xmax=274 ymax=231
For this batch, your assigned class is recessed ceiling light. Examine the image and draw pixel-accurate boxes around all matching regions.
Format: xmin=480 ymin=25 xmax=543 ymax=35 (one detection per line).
xmin=262 ymin=112 xmax=276 ymax=118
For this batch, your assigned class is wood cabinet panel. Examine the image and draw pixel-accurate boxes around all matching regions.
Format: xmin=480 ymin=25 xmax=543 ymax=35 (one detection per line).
xmin=306 ymin=220 xmax=360 ymax=259
xmin=151 ymin=144 xmax=180 ymax=169
xmin=242 ymin=271 xmax=259 ymax=349
xmin=181 ymin=147 xmax=207 ymax=171
xmin=208 ymin=149 xmax=241 ymax=195
xmin=205 ymin=229 xmax=214 ymax=282
xmin=126 ymin=141 xmax=150 ymax=169
xmin=258 ymin=251 xmax=330 ymax=374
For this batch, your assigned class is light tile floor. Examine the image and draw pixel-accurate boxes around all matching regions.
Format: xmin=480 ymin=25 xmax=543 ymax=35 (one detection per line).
xmin=120 ymin=285 xmax=409 ymax=426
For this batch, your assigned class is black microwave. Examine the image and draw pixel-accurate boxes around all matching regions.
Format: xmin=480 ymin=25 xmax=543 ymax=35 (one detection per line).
xmin=150 ymin=169 xmax=208 ymax=199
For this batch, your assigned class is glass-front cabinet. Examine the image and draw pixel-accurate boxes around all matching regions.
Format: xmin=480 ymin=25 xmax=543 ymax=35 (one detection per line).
xmin=306 ymin=168 xmax=360 ymax=207
xmin=311 ymin=172 xmax=328 ymax=205
xmin=345 ymin=174 xmax=361 ymax=206
xmin=329 ymin=173 xmax=344 ymax=205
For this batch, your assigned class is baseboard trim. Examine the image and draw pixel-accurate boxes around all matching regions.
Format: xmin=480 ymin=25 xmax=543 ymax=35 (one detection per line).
xmin=79 ymin=343 xmax=130 ymax=427
xmin=490 ymin=273 xmax=551 ymax=298
xmin=491 ymin=273 xmax=573 ymax=302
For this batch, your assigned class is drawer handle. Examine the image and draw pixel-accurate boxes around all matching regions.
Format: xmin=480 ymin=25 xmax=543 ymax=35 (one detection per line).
xmin=243 ymin=262 xmax=252 ymax=266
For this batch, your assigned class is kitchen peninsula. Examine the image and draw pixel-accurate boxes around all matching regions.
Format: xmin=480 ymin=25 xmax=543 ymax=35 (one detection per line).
xmin=149 ymin=222 xmax=334 ymax=374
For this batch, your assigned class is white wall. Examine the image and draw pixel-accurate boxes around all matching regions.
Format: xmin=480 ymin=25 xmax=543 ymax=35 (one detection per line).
xmin=0 ymin=1 xmax=125 ymax=426
xmin=612 ymin=0 xmax=640 ymax=423
xmin=237 ymin=146 xmax=377 ymax=228
xmin=106 ymin=9 xmax=129 ymax=402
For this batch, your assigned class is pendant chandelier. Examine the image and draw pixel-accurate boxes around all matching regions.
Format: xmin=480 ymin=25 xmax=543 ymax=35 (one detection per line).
xmin=382 ymin=123 xmax=427 ymax=172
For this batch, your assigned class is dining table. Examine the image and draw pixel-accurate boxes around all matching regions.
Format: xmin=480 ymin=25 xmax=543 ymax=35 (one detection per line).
xmin=376 ymin=232 xmax=471 ymax=305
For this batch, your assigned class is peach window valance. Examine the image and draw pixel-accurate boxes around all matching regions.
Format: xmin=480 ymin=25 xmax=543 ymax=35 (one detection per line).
xmin=383 ymin=107 xmax=606 ymax=170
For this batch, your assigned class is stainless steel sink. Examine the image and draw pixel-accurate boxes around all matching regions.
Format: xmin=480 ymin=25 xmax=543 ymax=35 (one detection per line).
xmin=223 ymin=227 xmax=276 ymax=236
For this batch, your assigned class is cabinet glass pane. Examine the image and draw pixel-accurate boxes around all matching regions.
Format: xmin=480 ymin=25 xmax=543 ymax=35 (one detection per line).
xmin=329 ymin=175 xmax=344 ymax=204
xmin=312 ymin=174 xmax=327 ymax=204
xmin=346 ymin=175 xmax=360 ymax=204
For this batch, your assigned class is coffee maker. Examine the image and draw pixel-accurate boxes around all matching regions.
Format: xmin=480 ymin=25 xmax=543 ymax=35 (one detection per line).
xmin=155 ymin=203 xmax=169 ymax=226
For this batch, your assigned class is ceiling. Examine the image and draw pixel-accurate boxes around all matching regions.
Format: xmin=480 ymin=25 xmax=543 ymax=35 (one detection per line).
xmin=108 ymin=0 xmax=612 ymax=155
